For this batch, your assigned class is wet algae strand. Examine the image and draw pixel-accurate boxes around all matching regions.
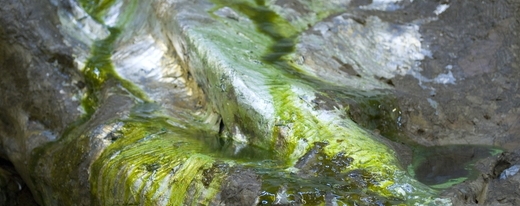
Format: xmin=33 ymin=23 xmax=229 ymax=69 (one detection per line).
xmin=78 ymin=0 xmax=147 ymax=115
xmin=201 ymin=0 xmax=449 ymax=204
xmin=82 ymin=0 xmax=438 ymax=204
xmin=32 ymin=0 xmax=476 ymax=205
xmin=69 ymin=0 xmax=263 ymax=205
xmin=221 ymin=0 xmax=499 ymax=200
xmin=79 ymin=0 xmax=118 ymax=23
xmin=81 ymin=2 xmax=417 ymax=204
xmin=90 ymin=118 xmax=222 ymax=205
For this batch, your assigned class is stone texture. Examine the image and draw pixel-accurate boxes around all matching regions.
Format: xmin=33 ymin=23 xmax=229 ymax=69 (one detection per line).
xmin=0 ymin=0 xmax=519 ymax=205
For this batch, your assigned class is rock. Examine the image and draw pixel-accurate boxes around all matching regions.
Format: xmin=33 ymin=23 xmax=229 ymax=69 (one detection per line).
xmin=442 ymin=150 xmax=520 ymax=205
xmin=0 ymin=0 xmax=518 ymax=205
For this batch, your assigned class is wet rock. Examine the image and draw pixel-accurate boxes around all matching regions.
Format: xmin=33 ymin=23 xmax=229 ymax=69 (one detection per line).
xmin=0 ymin=0 xmax=519 ymax=205
xmin=442 ymin=150 xmax=520 ymax=205
xmin=0 ymin=0 xmax=84 ymax=204
xmin=393 ymin=0 xmax=520 ymax=150
xmin=219 ymin=167 xmax=262 ymax=206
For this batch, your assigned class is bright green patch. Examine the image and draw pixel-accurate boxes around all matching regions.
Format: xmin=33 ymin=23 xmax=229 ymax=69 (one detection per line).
xmin=89 ymin=114 xmax=220 ymax=205
xmin=78 ymin=0 xmax=118 ymax=23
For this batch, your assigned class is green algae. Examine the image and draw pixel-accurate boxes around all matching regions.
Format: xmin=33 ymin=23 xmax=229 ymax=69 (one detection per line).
xmin=89 ymin=108 xmax=276 ymax=205
xmin=89 ymin=102 xmax=276 ymax=205
xmin=81 ymin=27 xmax=121 ymax=114
xmin=209 ymin=0 xmax=423 ymax=200
xmin=28 ymin=1 xmax=156 ymax=204
xmin=208 ymin=0 xmax=384 ymax=94
xmin=266 ymin=84 xmax=430 ymax=201
xmin=89 ymin=116 xmax=217 ymax=205
xmin=71 ymin=5 xmax=185 ymax=203
xmin=81 ymin=1 xmax=461 ymax=205
xmin=200 ymin=1 xmax=456 ymax=204
xmin=256 ymin=142 xmax=403 ymax=205
xmin=79 ymin=0 xmax=118 ymax=23
xmin=79 ymin=0 xmax=147 ymax=116
xmin=209 ymin=0 xmax=305 ymax=77
xmin=30 ymin=0 xmax=500 ymax=205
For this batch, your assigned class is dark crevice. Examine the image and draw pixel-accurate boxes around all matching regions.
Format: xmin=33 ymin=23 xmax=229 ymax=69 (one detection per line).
xmin=0 ymin=157 xmax=39 ymax=205
xmin=217 ymin=117 xmax=226 ymax=147
xmin=492 ymin=159 xmax=511 ymax=178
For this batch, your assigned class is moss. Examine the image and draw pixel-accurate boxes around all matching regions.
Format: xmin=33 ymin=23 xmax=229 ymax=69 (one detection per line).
xmin=29 ymin=118 xmax=123 ymax=205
